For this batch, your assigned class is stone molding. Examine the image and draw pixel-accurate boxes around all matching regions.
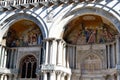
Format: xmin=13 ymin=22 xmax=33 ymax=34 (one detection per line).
xmin=0 ymin=68 xmax=18 ymax=75
xmin=40 ymin=64 xmax=71 ymax=74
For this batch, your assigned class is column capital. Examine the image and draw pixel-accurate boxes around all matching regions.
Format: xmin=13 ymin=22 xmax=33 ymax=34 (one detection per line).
xmin=116 ymin=69 xmax=120 ymax=75
xmin=61 ymin=72 xmax=67 ymax=77
xmin=56 ymin=71 xmax=62 ymax=75
xmin=56 ymin=39 xmax=66 ymax=43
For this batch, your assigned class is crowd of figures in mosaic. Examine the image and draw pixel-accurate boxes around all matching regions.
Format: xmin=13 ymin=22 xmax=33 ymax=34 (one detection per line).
xmin=65 ymin=23 xmax=117 ymax=44
xmin=6 ymin=26 xmax=42 ymax=47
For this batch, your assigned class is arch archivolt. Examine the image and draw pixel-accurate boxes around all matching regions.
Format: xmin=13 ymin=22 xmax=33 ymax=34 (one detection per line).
xmin=0 ymin=11 xmax=48 ymax=43
xmin=49 ymin=1 xmax=120 ymax=38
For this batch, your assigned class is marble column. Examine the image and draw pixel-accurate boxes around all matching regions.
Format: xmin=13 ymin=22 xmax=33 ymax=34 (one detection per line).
xmin=56 ymin=72 xmax=62 ymax=80
xmin=4 ymin=75 xmax=8 ymax=80
xmin=117 ymin=71 xmax=120 ymax=80
xmin=50 ymin=71 xmax=56 ymax=80
xmin=62 ymin=43 xmax=66 ymax=67
xmin=51 ymin=40 xmax=57 ymax=65
xmin=67 ymin=74 xmax=71 ymax=80
xmin=45 ymin=41 xmax=49 ymax=64
xmin=8 ymin=74 xmax=11 ymax=80
xmin=3 ymin=47 xmax=7 ymax=68
xmin=0 ymin=74 xmax=1 ymax=80
xmin=24 ymin=0 xmax=26 ymax=4
xmin=49 ymin=40 xmax=52 ymax=64
xmin=43 ymin=72 xmax=47 ymax=80
xmin=61 ymin=73 xmax=66 ymax=80
xmin=14 ymin=49 xmax=18 ymax=69
xmin=10 ymin=49 xmax=14 ymax=68
xmin=13 ymin=74 xmax=17 ymax=80
xmin=102 ymin=75 xmax=107 ymax=80
xmin=116 ymin=35 xmax=120 ymax=80
xmin=107 ymin=44 xmax=110 ymax=68
xmin=2 ymin=47 xmax=7 ymax=68
xmin=0 ymin=46 xmax=3 ymax=68
xmin=57 ymin=40 xmax=63 ymax=65
xmin=66 ymin=45 xmax=70 ymax=68
xmin=116 ymin=35 xmax=120 ymax=65
xmin=112 ymin=43 xmax=115 ymax=68
xmin=111 ymin=75 xmax=115 ymax=80
xmin=1 ymin=74 xmax=4 ymax=80
xmin=1 ymin=47 xmax=5 ymax=68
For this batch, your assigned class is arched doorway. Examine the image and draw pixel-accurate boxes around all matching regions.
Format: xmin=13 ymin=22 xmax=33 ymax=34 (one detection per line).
xmin=19 ymin=55 xmax=37 ymax=79
xmin=63 ymin=14 xmax=118 ymax=80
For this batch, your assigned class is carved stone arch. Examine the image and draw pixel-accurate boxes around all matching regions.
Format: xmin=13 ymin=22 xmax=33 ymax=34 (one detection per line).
xmin=80 ymin=50 xmax=104 ymax=63
xmin=17 ymin=52 xmax=38 ymax=69
xmin=0 ymin=13 xmax=48 ymax=41
xmin=60 ymin=7 xmax=120 ymax=39
xmin=76 ymin=49 xmax=105 ymax=70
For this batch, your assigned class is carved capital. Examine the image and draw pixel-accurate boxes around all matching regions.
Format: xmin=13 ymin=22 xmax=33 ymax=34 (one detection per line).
xmin=61 ymin=72 xmax=67 ymax=77
xmin=56 ymin=71 xmax=62 ymax=75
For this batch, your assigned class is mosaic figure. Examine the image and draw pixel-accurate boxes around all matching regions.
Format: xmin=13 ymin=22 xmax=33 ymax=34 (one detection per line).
xmin=74 ymin=23 xmax=116 ymax=44
xmin=6 ymin=26 xmax=42 ymax=47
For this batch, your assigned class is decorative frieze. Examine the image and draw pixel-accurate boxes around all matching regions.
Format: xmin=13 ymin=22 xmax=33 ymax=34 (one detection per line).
xmin=0 ymin=68 xmax=18 ymax=74
xmin=41 ymin=64 xmax=71 ymax=74
xmin=0 ymin=0 xmax=113 ymax=11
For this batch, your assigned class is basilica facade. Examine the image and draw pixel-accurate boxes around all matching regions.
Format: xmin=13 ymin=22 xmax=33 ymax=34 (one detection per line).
xmin=0 ymin=0 xmax=120 ymax=80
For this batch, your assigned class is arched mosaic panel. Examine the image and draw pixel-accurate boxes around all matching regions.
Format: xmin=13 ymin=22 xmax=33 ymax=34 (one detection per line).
xmin=64 ymin=15 xmax=118 ymax=44
xmin=5 ymin=19 xmax=43 ymax=47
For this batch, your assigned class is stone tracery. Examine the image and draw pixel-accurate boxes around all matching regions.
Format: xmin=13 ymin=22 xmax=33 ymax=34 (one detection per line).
xmin=81 ymin=54 xmax=102 ymax=73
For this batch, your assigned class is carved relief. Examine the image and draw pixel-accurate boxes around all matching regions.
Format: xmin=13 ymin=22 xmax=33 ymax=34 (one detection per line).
xmin=76 ymin=49 xmax=105 ymax=72
xmin=81 ymin=54 xmax=102 ymax=73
